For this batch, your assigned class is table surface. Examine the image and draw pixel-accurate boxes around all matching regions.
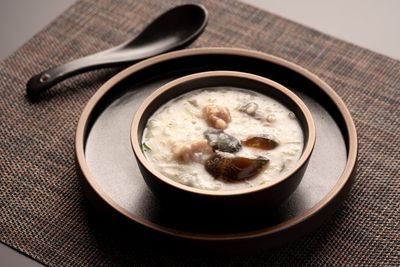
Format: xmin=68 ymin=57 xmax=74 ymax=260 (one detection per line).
xmin=0 ymin=0 xmax=398 ymax=266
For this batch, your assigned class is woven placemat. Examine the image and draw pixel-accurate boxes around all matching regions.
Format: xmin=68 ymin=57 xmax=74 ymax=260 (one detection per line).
xmin=1 ymin=0 xmax=399 ymax=266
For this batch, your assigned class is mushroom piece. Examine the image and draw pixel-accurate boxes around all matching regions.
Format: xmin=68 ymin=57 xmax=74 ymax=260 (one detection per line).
xmin=241 ymin=135 xmax=279 ymax=150
xmin=204 ymin=129 xmax=242 ymax=153
xmin=205 ymin=154 xmax=269 ymax=181
xmin=239 ymin=102 xmax=258 ymax=116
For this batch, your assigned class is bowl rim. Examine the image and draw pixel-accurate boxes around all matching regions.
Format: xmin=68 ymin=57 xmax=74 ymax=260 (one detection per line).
xmin=130 ymin=70 xmax=316 ymax=196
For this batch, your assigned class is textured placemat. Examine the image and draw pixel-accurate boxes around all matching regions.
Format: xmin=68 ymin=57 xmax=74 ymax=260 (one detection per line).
xmin=0 ymin=0 xmax=399 ymax=266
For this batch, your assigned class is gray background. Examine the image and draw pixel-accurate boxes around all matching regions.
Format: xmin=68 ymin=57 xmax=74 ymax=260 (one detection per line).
xmin=1 ymin=0 xmax=399 ymax=61
xmin=0 ymin=0 xmax=398 ymax=266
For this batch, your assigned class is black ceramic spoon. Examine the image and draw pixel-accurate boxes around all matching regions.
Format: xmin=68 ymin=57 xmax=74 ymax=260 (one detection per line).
xmin=26 ymin=4 xmax=208 ymax=98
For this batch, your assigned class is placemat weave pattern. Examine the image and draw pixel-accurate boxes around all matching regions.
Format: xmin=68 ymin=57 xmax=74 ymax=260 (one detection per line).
xmin=0 ymin=0 xmax=399 ymax=266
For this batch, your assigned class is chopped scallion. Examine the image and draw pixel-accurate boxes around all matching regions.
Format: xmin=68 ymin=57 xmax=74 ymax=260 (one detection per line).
xmin=142 ymin=142 xmax=152 ymax=152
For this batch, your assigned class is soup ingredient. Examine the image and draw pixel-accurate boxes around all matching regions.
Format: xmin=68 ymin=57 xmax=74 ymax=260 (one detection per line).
xmin=173 ymin=139 xmax=212 ymax=163
xmin=204 ymin=129 xmax=241 ymax=153
xmin=265 ymin=114 xmax=276 ymax=123
xmin=241 ymin=135 xmax=279 ymax=150
xmin=205 ymin=153 xmax=269 ymax=181
xmin=142 ymin=142 xmax=152 ymax=152
xmin=239 ymin=102 xmax=258 ymax=116
xmin=288 ymin=112 xmax=296 ymax=120
xmin=202 ymin=104 xmax=231 ymax=129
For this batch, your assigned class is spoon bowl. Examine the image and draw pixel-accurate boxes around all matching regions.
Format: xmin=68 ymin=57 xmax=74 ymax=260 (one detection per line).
xmin=26 ymin=4 xmax=208 ymax=98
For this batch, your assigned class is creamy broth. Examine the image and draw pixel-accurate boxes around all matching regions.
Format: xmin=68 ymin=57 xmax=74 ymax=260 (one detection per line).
xmin=142 ymin=87 xmax=304 ymax=191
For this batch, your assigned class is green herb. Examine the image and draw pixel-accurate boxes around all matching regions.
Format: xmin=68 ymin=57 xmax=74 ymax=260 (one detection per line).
xmin=142 ymin=142 xmax=152 ymax=152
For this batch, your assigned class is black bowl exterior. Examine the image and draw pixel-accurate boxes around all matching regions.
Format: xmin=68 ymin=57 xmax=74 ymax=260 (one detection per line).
xmin=131 ymin=71 xmax=315 ymax=211
xmin=136 ymin=154 xmax=310 ymax=211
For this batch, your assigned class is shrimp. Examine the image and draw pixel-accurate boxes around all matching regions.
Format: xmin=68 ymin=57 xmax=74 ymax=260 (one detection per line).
xmin=202 ymin=104 xmax=231 ymax=129
xmin=173 ymin=140 xmax=213 ymax=163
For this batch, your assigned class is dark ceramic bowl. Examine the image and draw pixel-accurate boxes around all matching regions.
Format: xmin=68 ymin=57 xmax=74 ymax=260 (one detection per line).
xmin=131 ymin=71 xmax=315 ymax=211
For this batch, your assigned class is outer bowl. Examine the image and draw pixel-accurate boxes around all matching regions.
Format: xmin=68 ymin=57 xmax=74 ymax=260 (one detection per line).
xmin=131 ymin=70 xmax=316 ymax=211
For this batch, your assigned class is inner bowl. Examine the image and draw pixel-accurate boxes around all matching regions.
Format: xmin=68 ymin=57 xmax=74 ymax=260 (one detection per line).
xmin=131 ymin=71 xmax=315 ymax=211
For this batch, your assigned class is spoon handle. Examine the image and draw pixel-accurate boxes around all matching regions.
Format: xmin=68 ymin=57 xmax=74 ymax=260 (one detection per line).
xmin=26 ymin=50 xmax=135 ymax=98
xmin=26 ymin=4 xmax=208 ymax=99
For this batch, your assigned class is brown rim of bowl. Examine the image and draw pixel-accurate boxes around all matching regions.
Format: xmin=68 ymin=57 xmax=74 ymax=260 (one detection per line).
xmin=130 ymin=70 xmax=316 ymax=196
xmin=75 ymin=47 xmax=358 ymax=241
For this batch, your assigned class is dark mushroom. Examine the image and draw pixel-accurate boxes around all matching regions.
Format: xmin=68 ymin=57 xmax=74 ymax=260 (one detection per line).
xmin=239 ymin=102 xmax=259 ymax=116
xmin=241 ymin=135 xmax=279 ymax=150
xmin=205 ymin=153 xmax=269 ymax=181
xmin=204 ymin=129 xmax=241 ymax=153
